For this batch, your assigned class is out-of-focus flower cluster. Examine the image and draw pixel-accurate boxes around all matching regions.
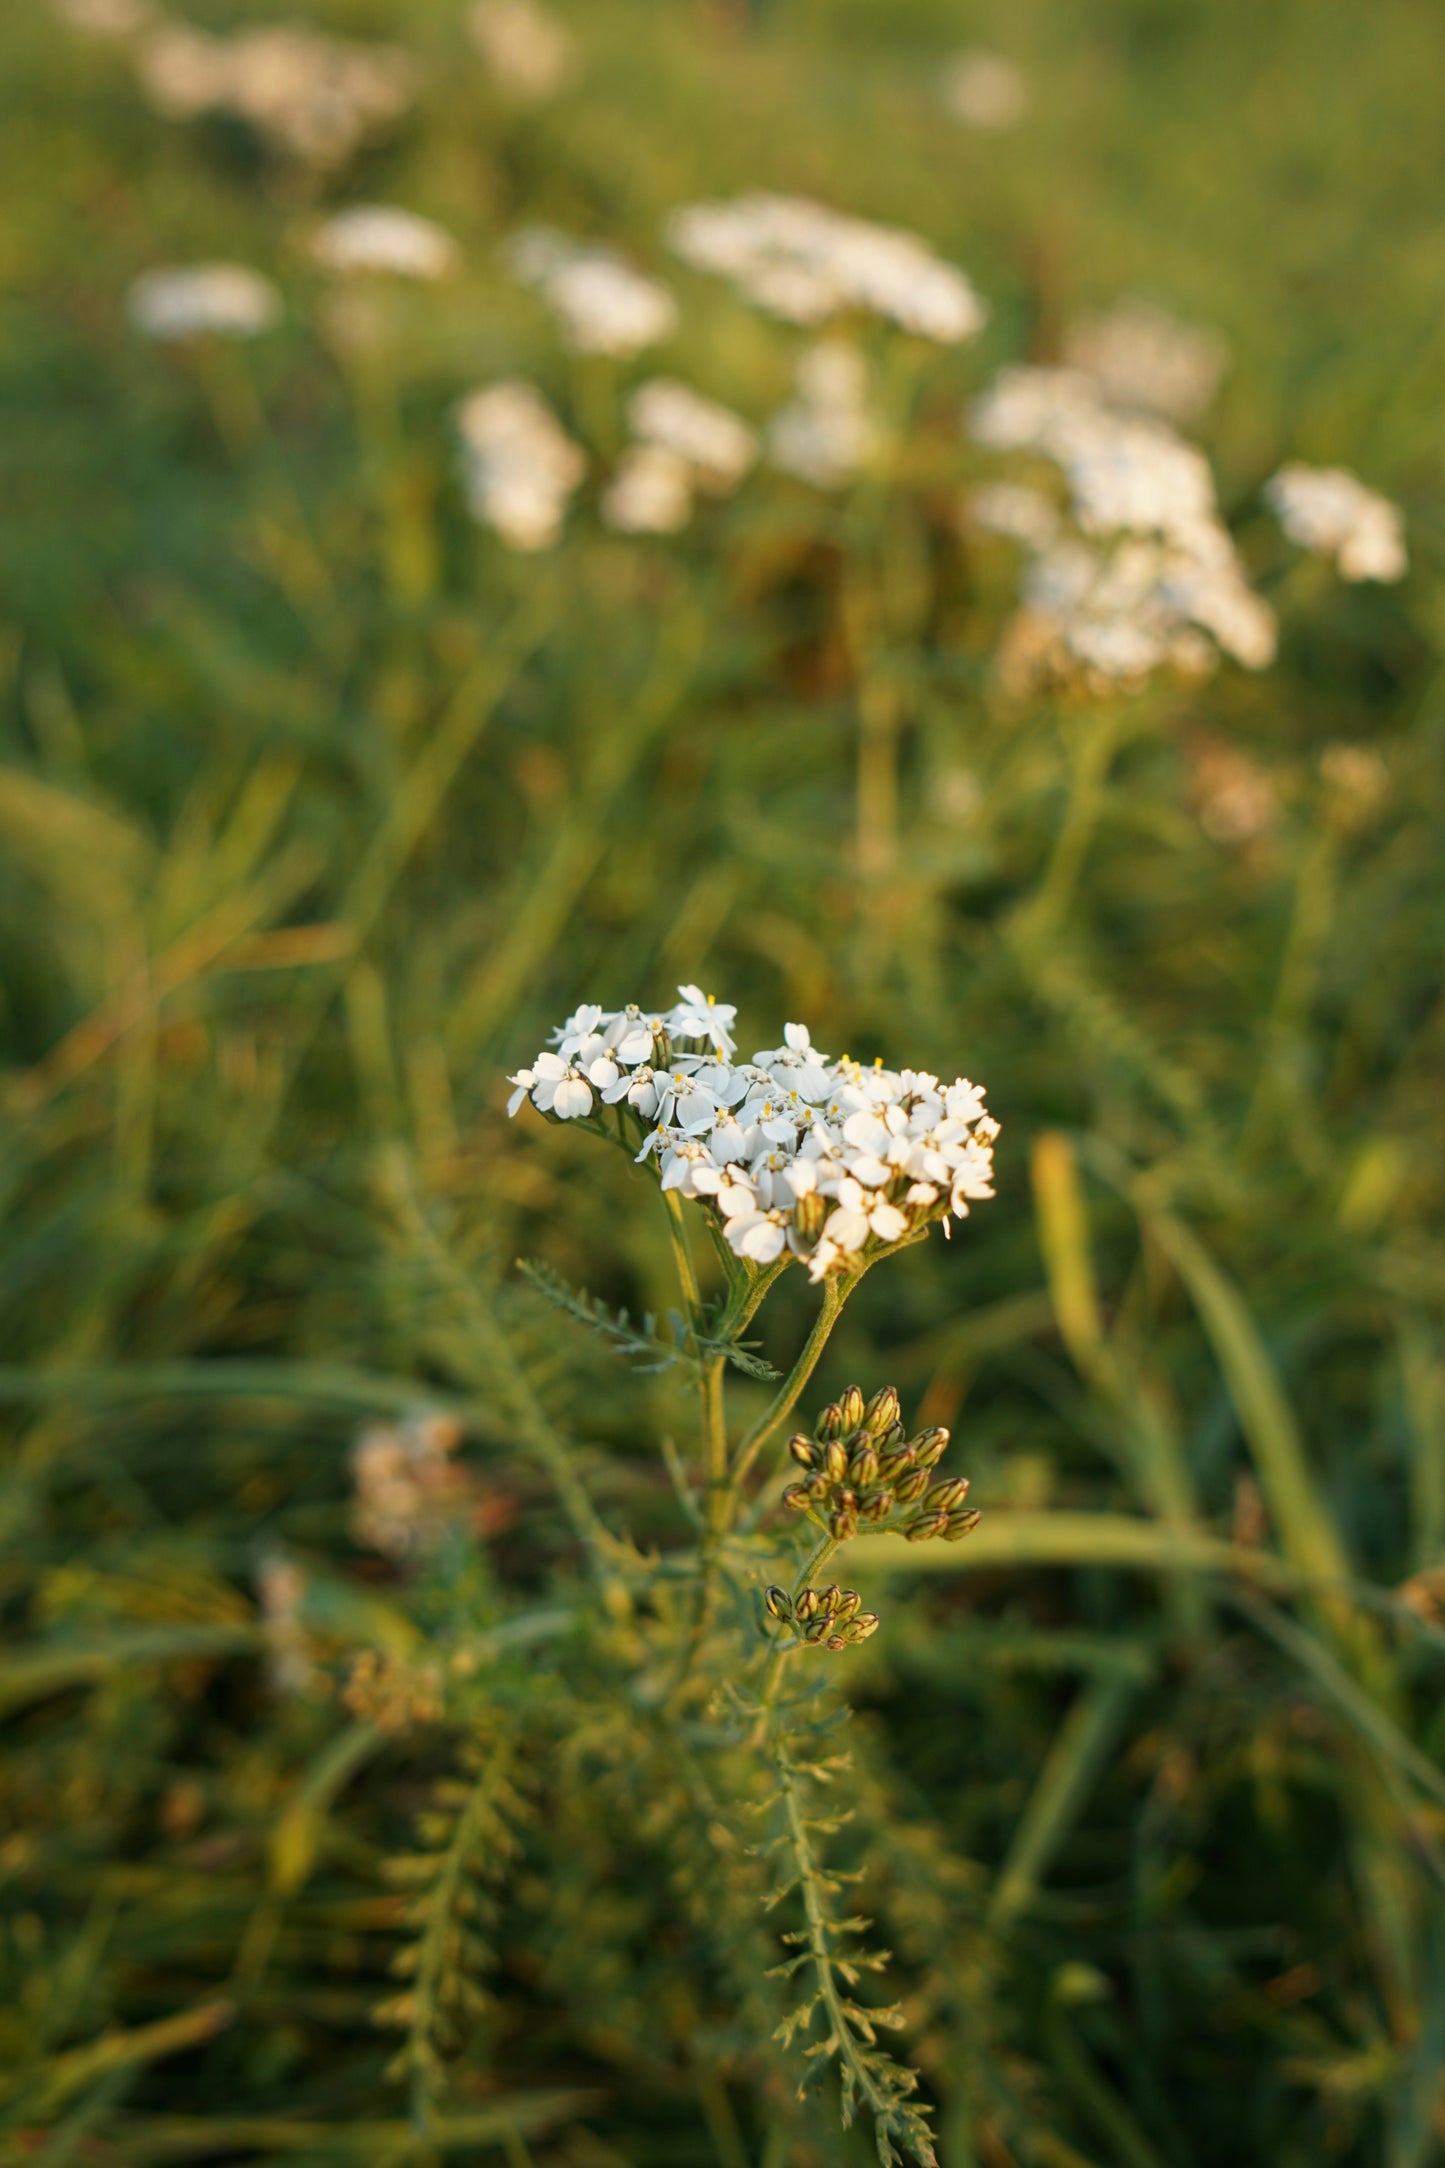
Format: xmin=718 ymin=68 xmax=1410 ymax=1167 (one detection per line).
xmin=667 ymin=192 xmax=987 ymax=342
xmin=350 ymin=1411 xmax=496 ymax=1560
xmin=469 ymin=0 xmax=578 ymax=100
xmin=969 ymin=362 xmax=1277 ymax=688
xmin=506 ymin=987 xmax=998 ymax=1281
xmin=941 ymin=48 xmax=1027 ymax=132
xmin=135 ymin=17 xmax=416 ymax=167
xmin=780 ymin=1384 xmax=980 ymax=1545
xmin=456 ymin=381 xmax=586 ymax=550
xmin=127 ymin=263 xmax=282 ymax=341
xmin=602 ymin=378 xmax=758 ymax=534
xmin=506 ymin=226 xmax=678 ymax=358
xmin=1266 ymin=462 xmax=1407 ymax=583
xmin=1063 ymin=298 xmax=1230 ymax=425
xmin=309 ymin=205 xmax=459 ymax=282
xmin=768 ymin=340 xmax=878 ymax=488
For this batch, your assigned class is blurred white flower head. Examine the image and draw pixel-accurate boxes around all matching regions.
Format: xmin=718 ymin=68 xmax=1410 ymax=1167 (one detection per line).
xmin=51 ymin=0 xmax=155 ymax=38
xmin=1266 ymin=463 xmax=1407 ymax=583
xmin=351 ymin=1411 xmax=474 ymax=1560
xmin=666 ymin=192 xmax=987 ymax=343
xmin=309 ymin=205 xmax=460 ymax=281
xmin=601 ymin=443 xmax=695 ymax=535
xmin=768 ymin=340 xmax=878 ymax=489
xmin=136 ymin=21 xmax=416 ymax=168
xmin=507 ymin=987 xmax=999 ymax=1281
xmin=941 ymin=49 xmax=1027 ymax=132
xmin=971 ymin=363 xmax=1276 ymax=686
xmin=966 ymin=479 xmax=1061 ymax=550
xmin=457 ymin=380 xmax=586 ymax=551
xmin=1064 ymin=299 xmax=1230 ymax=425
xmin=507 ymin=226 xmax=678 ymax=357
xmin=628 ymin=379 xmax=757 ymax=492
xmin=470 ymin=0 xmax=578 ymax=99
xmin=127 ymin=263 xmax=282 ymax=341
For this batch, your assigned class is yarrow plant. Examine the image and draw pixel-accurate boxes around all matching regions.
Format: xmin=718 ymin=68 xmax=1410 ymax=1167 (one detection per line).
xmin=493 ymin=987 xmax=998 ymax=2157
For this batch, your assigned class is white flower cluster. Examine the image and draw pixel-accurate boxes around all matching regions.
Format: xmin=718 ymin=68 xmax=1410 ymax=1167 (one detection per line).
xmin=469 ymin=0 xmax=578 ymax=99
xmin=602 ymin=379 xmax=758 ymax=535
xmin=456 ymin=381 xmax=585 ymax=551
xmin=136 ymin=19 xmax=416 ymax=168
xmin=128 ymin=262 xmax=281 ymax=342
xmin=941 ymin=49 xmax=1028 ymax=132
xmin=506 ymin=226 xmax=678 ymax=358
xmin=506 ymin=987 xmax=998 ymax=1283
xmin=309 ymin=205 xmax=459 ymax=282
xmin=1266 ymin=462 xmax=1407 ymax=584
xmin=666 ymin=193 xmax=987 ymax=343
xmin=969 ymin=364 xmax=1276 ymax=685
xmin=51 ymin=0 xmax=154 ymax=37
xmin=1063 ymin=299 xmax=1230 ymax=425
xmin=768 ymin=341 xmax=878 ymax=488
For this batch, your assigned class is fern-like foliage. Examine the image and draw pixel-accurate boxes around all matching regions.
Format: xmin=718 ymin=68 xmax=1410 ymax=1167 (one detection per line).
xmin=518 ymin=1257 xmax=780 ymax=1379
xmin=378 ymin=1725 xmax=529 ymax=2105
xmin=761 ymin=1710 xmax=939 ymax=2167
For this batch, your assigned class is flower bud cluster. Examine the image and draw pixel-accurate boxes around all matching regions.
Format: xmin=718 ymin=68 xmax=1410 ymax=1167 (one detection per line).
xmin=780 ymin=1386 xmax=980 ymax=1545
xmin=506 ymin=987 xmax=998 ymax=1281
xmin=763 ymin=1581 xmax=880 ymax=1652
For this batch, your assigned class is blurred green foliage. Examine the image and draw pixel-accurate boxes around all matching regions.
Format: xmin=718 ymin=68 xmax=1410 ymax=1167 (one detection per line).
xmin=1 ymin=0 xmax=1444 ymax=2162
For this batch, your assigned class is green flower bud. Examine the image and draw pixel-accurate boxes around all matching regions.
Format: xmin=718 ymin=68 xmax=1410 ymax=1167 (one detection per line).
xmin=928 ymin=1475 xmax=971 ymax=1512
xmin=849 ymin=1444 xmax=880 ymax=1489
xmin=823 ymin=1440 xmax=848 ymax=1486
xmin=876 ymin=1443 xmax=914 ymax=1481
xmin=788 ymin=1433 xmax=816 ymax=1469
xmin=913 ymin=1428 xmax=949 ymax=1470
xmin=863 ymin=1386 xmax=901 ymax=1439
xmin=804 ymin=1617 xmax=832 ymax=1644
xmin=780 ymin=1483 xmax=812 ymax=1512
xmin=795 ymin=1588 xmax=819 ymax=1621
xmin=815 ymin=1401 xmax=845 ymax=1442
xmin=764 ymin=1585 xmax=790 ymax=1619
xmin=792 ymin=1191 xmax=826 ymax=1241
xmin=848 ymin=1612 xmax=881 ymax=1642
xmin=905 ymin=1511 xmax=950 ymax=1543
xmin=833 ymin=1588 xmax=862 ymax=1622
xmin=804 ymin=1471 xmax=831 ymax=1499
xmin=819 ymin=1583 xmax=843 ymax=1615
xmin=826 ymin=1633 xmax=848 ymax=1652
xmin=943 ymin=1507 xmax=983 ymax=1541
xmin=861 ymin=1490 xmax=894 ymax=1522
xmin=829 ymin=1506 xmax=859 ymax=1543
xmin=837 ymin=1386 xmax=866 ymax=1432
xmin=894 ymin=1468 xmax=930 ymax=1504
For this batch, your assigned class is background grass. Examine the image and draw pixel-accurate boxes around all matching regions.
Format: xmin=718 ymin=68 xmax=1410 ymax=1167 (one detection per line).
xmin=1 ymin=0 xmax=1444 ymax=2162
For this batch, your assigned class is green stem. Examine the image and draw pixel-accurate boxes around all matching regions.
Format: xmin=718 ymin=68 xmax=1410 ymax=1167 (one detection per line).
xmin=731 ymin=1278 xmax=847 ymax=1491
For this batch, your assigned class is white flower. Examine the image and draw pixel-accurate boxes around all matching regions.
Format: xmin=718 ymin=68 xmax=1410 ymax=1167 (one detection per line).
xmin=669 ymin=984 xmax=738 ymax=1055
xmin=52 ymin=0 xmax=154 ymax=37
xmin=128 ymin=263 xmax=281 ymax=341
xmin=725 ymin=1211 xmax=789 ymax=1263
xmin=1265 ymin=463 xmax=1407 ymax=583
xmin=628 ymin=379 xmax=757 ymax=492
xmin=507 ymin=226 xmax=677 ymax=358
xmin=469 ymin=0 xmax=578 ymax=99
xmin=967 ymin=480 xmax=1061 ymax=549
xmin=136 ymin=21 xmax=415 ymax=168
xmin=601 ymin=444 xmax=694 ymax=535
xmin=941 ymin=49 xmax=1027 ymax=131
xmin=309 ymin=205 xmax=459 ymax=281
xmin=456 ymin=381 xmax=585 ymax=551
xmin=767 ymin=340 xmax=877 ymax=489
xmin=667 ymin=193 xmax=986 ymax=344
xmin=1064 ymin=299 xmax=1229 ymax=425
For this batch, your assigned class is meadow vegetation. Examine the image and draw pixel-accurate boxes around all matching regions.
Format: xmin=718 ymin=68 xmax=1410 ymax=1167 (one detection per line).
xmin=1 ymin=1 xmax=1443 ymax=2162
